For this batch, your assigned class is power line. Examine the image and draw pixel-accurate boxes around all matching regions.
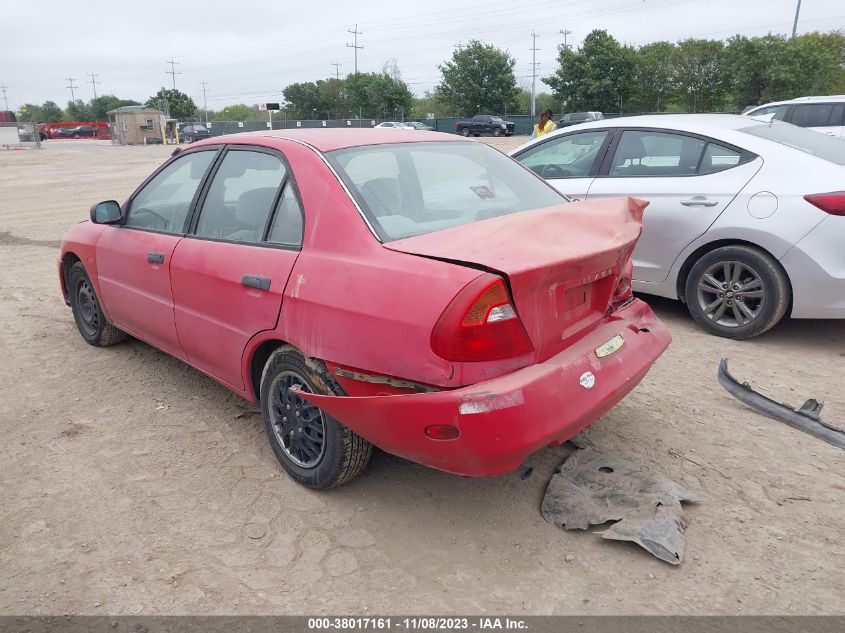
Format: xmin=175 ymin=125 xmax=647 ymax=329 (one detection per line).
xmin=530 ymin=30 xmax=540 ymax=118
xmin=0 ymin=86 xmax=8 ymax=111
xmin=200 ymin=81 xmax=209 ymax=126
xmin=166 ymin=57 xmax=181 ymax=89
xmin=346 ymin=24 xmax=363 ymax=74
xmin=331 ymin=61 xmax=342 ymax=80
xmin=792 ymin=0 xmax=802 ymax=38
xmin=87 ymin=73 xmax=99 ymax=99
xmin=66 ymin=76 xmax=78 ymax=102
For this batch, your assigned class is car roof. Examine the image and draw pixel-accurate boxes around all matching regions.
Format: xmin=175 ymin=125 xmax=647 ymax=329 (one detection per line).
xmin=191 ymin=128 xmax=461 ymax=152
xmin=748 ymin=95 xmax=845 ymax=109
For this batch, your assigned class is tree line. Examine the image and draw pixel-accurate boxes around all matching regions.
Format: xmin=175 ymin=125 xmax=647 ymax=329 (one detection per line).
xmin=14 ymin=29 xmax=845 ymax=124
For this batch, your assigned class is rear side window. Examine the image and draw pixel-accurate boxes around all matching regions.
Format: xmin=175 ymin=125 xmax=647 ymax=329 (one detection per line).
xmin=609 ymin=131 xmax=705 ymax=177
xmin=517 ymin=130 xmax=608 ymax=179
xmin=267 ymin=185 xmax=304 ymax=247
xmin=194 ymin=150 xmax=286 ymax=242
xmin=790 ymin=103 xmax=840 ymax=127
xmin=699 ymin=143 xmax=743 ymax=175
xmin=126 ymin=150 xmax=215 ymax=233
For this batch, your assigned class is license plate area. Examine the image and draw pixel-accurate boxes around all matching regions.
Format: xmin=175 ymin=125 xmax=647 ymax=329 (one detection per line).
xmin=595 ymin=333 xmax=625 ymax=358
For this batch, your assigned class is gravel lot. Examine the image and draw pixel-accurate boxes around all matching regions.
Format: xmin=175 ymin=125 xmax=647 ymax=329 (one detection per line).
xmin=1 ymin=137 xmax=843 ymax=615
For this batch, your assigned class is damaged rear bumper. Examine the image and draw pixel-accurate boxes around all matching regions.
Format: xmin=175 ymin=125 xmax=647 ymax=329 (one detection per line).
xmin=299 ymin=299 xmax=671 ymax=477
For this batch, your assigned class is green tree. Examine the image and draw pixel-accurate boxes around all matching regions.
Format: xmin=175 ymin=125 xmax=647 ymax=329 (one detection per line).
xmin=672 ymin=39 xmax=728 ymax=112
xmin=516 ymin=90 xmax=557 ymax=115
xmin=317 ymin=78 xmax=347 ymax=119
xmin=283 ymin=82 xmax=322 ymax=118
xmin=345 ymin=72 xmax=414 ymax=119
xmin=215 ymin=104 xmax=258 ymax=121
xmin=411 ymin=93 xmax=451 ymax=119
xmin=65 ymin=99 xmax=94 ymax=121
xmin=89 ymin=95 xmax=140 ymax=121
xmin=145 ymin=88 xmax=197 ymax=120
xmin=629 ymin=41 xmax=676 ymax=111
xmin=544 ymin=30 xmax=636 ymax=113
xmin=435 ymin=40 xmax=520 ymax=115
xmin=18 ymin=101 xmax=64 ymax=123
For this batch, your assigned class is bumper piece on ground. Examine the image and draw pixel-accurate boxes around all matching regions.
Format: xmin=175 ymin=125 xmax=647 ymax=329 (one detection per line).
xmin=542 ymin=447 xmax=699 ymax=565
xmin=718 ymin=358 xmax=845 ymax=450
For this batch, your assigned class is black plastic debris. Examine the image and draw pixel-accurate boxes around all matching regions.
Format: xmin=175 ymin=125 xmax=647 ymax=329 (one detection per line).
xmin=541 ymin=448 xmax=700 ymax=565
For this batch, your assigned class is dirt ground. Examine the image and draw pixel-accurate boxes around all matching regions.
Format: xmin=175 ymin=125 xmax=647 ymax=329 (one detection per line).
xmin=1 ymin=138 xmax=843 ymax=616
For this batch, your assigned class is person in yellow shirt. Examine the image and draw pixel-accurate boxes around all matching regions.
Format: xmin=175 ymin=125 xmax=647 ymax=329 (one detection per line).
xmin=532 ymin=109 xmax=558 ymax=139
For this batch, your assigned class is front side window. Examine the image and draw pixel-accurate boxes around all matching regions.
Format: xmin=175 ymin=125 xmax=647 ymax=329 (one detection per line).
xmin=126 ymin=150 xmax=216 ymax=233
xmin=194 ymin=150 xmax=286 ymax=242
xmin=517 ymin=130 xmax=608 ymax=179
xmin=748 ymin=105 xmax=789 ymax=121
xmin=609 ymin=130 xmax=705 ymax=177
xmin=327 ymin=141 xmax=563 ymax=242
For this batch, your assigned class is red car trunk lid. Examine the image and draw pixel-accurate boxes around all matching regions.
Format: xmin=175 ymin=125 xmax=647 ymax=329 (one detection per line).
xmin=385 ymin=197 xmax=647 ymax=362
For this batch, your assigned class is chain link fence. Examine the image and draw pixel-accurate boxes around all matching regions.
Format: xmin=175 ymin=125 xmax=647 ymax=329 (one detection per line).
xmin=0 ymin=121 xmax=42 ymax=149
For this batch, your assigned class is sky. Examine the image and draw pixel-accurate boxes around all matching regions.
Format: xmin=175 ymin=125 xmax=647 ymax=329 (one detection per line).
xmin=2 ymin=0 xmax=844 ymax=112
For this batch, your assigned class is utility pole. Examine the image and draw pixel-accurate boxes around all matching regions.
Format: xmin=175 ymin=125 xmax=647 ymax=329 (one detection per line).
xmin=453 ymin=41 xmax=463 ymax=52
xmin=66 ymin=77 xmax=78 ymax=103
xmin=346 ymin=24 xmax=363 ymax=74
xmin=1 ymin=86 xmax=8 ymax=111
xmin=530 ymin=30 xmax=540 ymax=119
xmin=559 ymin=29 xmax=572 ymax=49
xmin=166 ymin=57 xmax=181 ymax=90
xmin=331 ymin=61 xmax=342 ymax=81
xmin=791 ymin=0 xmax=802 ymax=38
xmin=87 ymin=73 xmax=99 ymax=99
xmin=200 ymin=81 xmax=209 ymax=126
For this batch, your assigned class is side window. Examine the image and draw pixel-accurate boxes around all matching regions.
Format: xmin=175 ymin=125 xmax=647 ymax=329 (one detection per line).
xmin=699 ymin=142 xmax=743 ymax=175
xmin=126 ymin=150 xmax=215 ymax=233
xmin=609 ymin=131 xmax=705 ymax=177
xmin=518 ymin=131 xmax=608 ymax=179
xmin=791 ymin=104 xmax=835 ymax=127
xmin=749 ymin=105 xmax=788 ymax=121
xmin=267 ymin=184 xmax=304 ymax=247
xmin=194 ymin=150 xmax=286 ymax=242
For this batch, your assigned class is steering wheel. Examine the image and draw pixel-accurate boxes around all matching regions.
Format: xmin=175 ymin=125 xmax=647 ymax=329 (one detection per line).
xmin=540 ymin=164 xmax=573 ymax=179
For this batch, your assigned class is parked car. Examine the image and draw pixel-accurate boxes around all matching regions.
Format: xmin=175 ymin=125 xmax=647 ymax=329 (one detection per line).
xmin=67 ymin=125 xmax=98 ymax=138
xmin=558 ymin=111 xmax=604 ymax=128
xmin=374 ymin=121 xmax=410 ymax=129
xmin=511 ymin=114 xmax=845 ymax=339
xmin=404 ymin=121 xmax=434 ymax=131
xmin=59 ymin=129 xmax=670 ymax=488
xmin=52 ymin=127 xmax=74 ymax=138
xmin=456 ymin=115 xmax=515 ymax=137
xmin=743 ymin=95 xmax=845 ymax=138
xmin=180 ymin=124 xmax=211 ymax=143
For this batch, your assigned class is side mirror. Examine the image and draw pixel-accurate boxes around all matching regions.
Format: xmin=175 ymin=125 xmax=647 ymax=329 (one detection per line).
xmin=90 ymin=200 xmax=122 ymax=224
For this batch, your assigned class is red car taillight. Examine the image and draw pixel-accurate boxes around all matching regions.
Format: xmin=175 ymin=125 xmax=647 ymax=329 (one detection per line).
xmin=804 ymin=191 xmax=845 ymax=216
xmin=612 ymin=258 xmax=633 ymax=306
xmin=431 ymin=274 xmax=534 ymax=362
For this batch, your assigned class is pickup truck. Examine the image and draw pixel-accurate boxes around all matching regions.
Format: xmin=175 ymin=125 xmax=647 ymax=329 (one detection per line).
xmin=456 ymin=115 xmax=515 ymax=137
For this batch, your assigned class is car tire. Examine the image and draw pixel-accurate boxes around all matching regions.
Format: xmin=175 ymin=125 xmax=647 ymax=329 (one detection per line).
xmin=260 ymin=347 xmax=372 ymax=489
xmin=460 ymin=128 xmax=470 ymax=137
xmin=684 ymin=245 xmax=790 ymax=340
xmin=473 ymin=133 xmax=480 ymax=137
xmin=492 ymin=127 xmax=502 ymax=137
xmin=68 ymin=261 xmax=127 ymax=347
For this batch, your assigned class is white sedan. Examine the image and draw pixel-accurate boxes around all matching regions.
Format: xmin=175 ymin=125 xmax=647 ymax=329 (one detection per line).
xmin=511 ymin=114 xmax=845 ymax=339
xmin=374 ymin=121 xmax=410 ymax=129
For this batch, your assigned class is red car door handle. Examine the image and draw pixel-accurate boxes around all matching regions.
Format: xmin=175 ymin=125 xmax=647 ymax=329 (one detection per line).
xmin=147 ymin=252 xmax=165 ymax=264
xmin=241 ymin=275 xmax=271 ymax=291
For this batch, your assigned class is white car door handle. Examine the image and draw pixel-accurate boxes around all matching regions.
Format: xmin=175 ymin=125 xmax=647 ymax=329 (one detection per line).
xmin=681 ymin=197 xmax=719 ymax=207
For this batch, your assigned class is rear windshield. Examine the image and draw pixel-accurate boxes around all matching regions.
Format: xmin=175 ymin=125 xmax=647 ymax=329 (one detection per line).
xmin=327 ymin=141 xmax=564 ymax=241
xmin=740 ymin=123 xmax=845 ymax=165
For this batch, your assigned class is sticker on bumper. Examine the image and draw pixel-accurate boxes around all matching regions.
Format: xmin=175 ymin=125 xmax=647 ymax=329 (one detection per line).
xmin=579 ymin=371 xmax=596 ymax=389
xmin=595 ymin=333 xmax=625 ymax=358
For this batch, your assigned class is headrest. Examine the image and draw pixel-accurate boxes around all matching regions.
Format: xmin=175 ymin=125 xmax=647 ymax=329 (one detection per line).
xmin=616 ymin=135 xmax=647 ymax=160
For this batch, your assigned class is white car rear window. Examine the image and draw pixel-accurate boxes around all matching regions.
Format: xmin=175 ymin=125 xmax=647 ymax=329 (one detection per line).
xmin=741 ymin=123 xmax=845 ymax=165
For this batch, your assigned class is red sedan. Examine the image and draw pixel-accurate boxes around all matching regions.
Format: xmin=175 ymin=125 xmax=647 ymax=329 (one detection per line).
xmin=59 ymin=129 xmax=671 ymax=489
